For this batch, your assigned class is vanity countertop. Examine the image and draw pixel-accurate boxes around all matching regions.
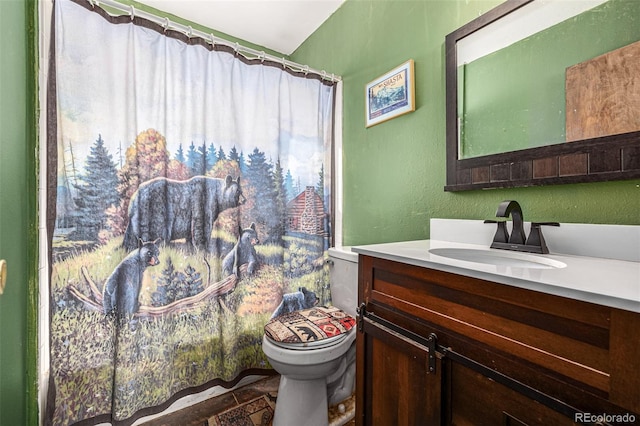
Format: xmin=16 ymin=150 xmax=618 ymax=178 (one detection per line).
xmin=352 ymin=239 xmax=640 ymax=313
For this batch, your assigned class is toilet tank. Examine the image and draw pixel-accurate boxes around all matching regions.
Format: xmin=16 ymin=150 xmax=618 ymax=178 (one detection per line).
xmin=328 ymin=247 xmax=359 ymax=318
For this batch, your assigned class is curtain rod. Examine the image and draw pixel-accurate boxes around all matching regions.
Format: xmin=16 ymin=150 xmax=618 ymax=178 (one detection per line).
xmin=86 ymin=0 xmax=341 ymax=83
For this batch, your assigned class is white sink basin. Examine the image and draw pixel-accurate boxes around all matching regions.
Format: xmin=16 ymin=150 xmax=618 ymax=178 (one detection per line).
xmin=428 ymin=248 xmax=567 ymax=269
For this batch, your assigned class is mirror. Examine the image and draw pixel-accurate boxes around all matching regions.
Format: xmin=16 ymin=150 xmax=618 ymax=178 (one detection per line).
xmin=445 ymin=0 xmax=640 ymax=191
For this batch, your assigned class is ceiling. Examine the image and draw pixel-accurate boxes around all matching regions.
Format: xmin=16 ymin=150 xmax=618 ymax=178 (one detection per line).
xmin=140 ymin=0 xmax=345 ymax=55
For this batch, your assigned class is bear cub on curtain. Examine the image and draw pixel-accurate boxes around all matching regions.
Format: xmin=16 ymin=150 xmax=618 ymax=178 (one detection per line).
xmin=270 ymin=287 xmax=319 ymax=319
xmin=222 ymin=222 xmax=260 ymax=277
xmin=103 ymin=239 xmax=161 ymax=316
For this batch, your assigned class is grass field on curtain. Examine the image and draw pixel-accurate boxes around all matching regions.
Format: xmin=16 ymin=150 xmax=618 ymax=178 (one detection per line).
xmin=50 ymin=230 xmax=329 ymax=421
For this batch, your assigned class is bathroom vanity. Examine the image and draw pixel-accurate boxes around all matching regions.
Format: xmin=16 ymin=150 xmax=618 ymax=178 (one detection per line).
xmin=352 ymin=238 xmax=639 ymax=425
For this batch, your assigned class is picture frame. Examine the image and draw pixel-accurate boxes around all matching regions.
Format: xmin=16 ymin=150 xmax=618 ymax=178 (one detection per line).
xmin=365 ymin=59 xmax=415 ymax=127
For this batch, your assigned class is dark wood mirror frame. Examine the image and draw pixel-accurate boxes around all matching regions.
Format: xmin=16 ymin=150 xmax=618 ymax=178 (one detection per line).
xmin=445 ymin=0 xmax=640 ymax=191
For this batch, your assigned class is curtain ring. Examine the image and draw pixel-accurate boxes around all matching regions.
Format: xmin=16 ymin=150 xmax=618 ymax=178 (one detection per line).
xmin=187 ymin=26 xmax=193 ymax=38
xmin=321 ymin=70 xmax=327 ymax=80
xmin=303 ymin=65 xmax=309 ymax=75
xmin=130 ymin=5 xmax=135 ymax=20
xmin=163 ymin=17 xmax=170 ymax=32
xmin=88 ymin=0 xmax=94 ymax=8
xmin=259 ymin=51 xmax=265 ymax=63
xmin=234 ymin=42 xmax=240 ymax=56
xmin=209 ymin=33 xmax=216 ymax=47
xmin=281 ymin=57 xmax=286 ymax=69
xmin=330 ymin=73 xmax=335 ymax=82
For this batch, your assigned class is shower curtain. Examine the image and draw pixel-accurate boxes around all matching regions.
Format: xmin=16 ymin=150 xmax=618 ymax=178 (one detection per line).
xmin=46 ymin=1 xmax=335 ymax=424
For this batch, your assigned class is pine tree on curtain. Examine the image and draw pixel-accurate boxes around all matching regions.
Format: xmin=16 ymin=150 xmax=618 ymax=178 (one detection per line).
xmin=46 ymin=1 xmax=335 ymax=424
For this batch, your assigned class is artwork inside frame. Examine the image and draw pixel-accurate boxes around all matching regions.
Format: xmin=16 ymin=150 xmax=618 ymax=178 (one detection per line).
xmin=365 ymin=59 xmax=416 ymax=127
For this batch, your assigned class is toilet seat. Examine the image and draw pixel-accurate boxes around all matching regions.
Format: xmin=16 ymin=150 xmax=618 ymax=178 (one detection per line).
xmin=264 ymin=306 xmax=356 ymax=351
xmin=265 ymin=332 xmax=348 ymax=350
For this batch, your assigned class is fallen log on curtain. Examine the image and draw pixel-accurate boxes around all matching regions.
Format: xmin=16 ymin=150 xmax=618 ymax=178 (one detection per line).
xmin=68 ymin=264 xmax=247 ymax=318
xmin=68 ymin=284 xmax=104 ymax=312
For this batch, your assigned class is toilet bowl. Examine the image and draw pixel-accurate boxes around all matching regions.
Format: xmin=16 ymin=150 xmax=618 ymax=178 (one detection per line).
xmin=262 ymin=247 xmax=358 ymax=426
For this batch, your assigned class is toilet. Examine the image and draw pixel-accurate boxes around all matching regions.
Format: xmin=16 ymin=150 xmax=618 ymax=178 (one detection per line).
xmin=262 ymin=247 xmax=358 ymax=426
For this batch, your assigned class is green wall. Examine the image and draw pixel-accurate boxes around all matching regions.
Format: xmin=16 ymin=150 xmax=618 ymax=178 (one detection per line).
xmin=0 ymin=0 xmax=38 ymax=424
xmin=291 ymin=0 xmax=640 ymax=246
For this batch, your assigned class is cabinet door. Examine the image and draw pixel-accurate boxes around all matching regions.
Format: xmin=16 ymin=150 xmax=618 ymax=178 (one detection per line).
xmin=357 ymin=316 xmax=442 ymax=426
xmin=447 ymin=361 xmax=578 ymax=426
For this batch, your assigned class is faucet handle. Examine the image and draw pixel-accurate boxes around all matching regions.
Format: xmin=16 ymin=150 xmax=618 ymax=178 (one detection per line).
xmin=484 ymin=219 xmax=509 ymax=243
xmin=526 ymin=222 xmax=560 ymax=254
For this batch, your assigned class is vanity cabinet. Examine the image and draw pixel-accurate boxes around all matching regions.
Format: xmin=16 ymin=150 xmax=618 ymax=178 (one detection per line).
xmin=355 ymin=255 xmax=640 ymax=426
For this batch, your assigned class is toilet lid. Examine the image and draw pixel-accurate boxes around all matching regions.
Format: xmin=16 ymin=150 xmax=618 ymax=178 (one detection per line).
xmin=264 ymin=306 xmax=356 ymax=350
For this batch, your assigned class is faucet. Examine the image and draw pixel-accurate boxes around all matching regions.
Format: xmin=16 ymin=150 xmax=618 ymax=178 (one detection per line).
xmin=485 ymin=200 xmax=559 ymax=254
xmin=495 ymin=200 xmax=526 ymax=245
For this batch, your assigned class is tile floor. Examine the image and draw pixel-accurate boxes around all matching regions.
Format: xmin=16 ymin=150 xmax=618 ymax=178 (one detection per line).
xmin=137 ymin=375 xmax=355 ymax=426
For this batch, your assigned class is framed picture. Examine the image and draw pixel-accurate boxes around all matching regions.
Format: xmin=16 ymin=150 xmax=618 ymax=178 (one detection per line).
xmin=365 ymin=59 xmax=415 ymax=127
